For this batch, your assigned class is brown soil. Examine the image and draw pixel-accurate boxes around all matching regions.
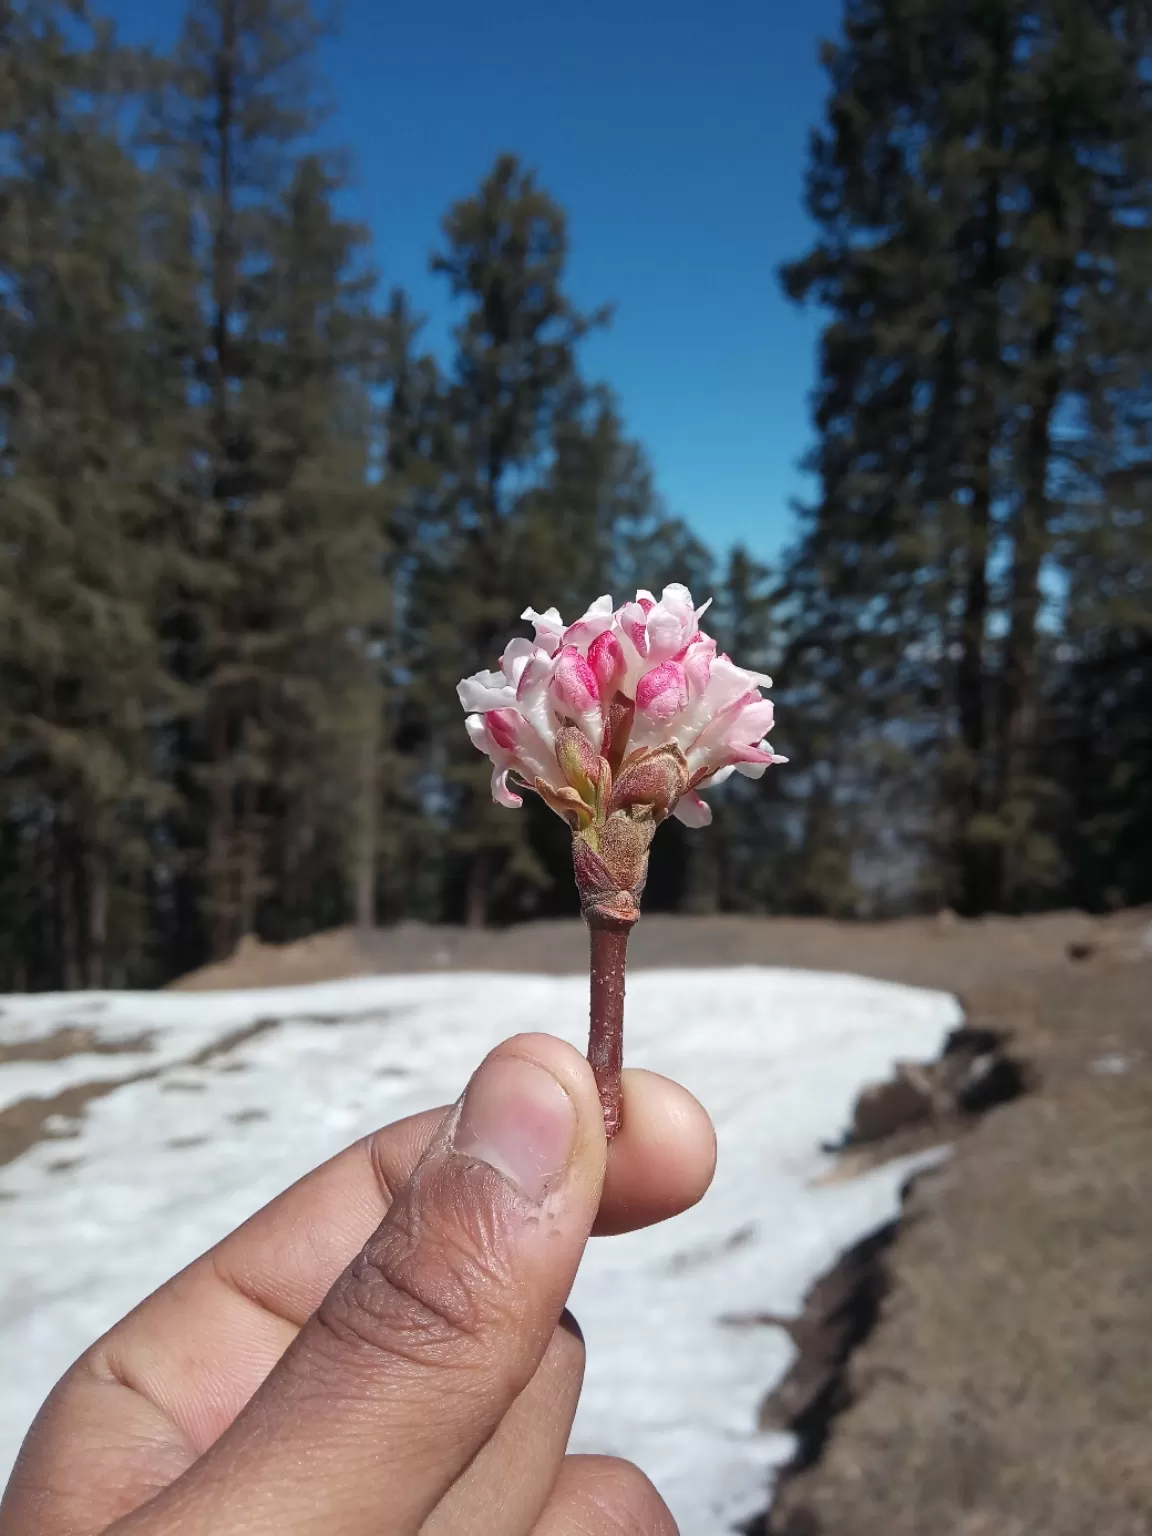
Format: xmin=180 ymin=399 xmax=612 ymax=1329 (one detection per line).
xmin=0 ymin=1026 xmax=154 ymax=1065
xmin=0 ymin=1076 xmax=134 ymax=1176
xmin=756 ymin=941 xmax=1152 ymax=1536
xmin=0 ymin=1017 xmax=281 ymax=1170
xmin=170 ymin=907 xmax=1150 ymax=991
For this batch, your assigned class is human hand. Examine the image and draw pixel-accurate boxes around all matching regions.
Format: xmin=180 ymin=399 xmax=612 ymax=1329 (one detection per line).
xmin=0 ymin=1032 xmax=716 ymax=1535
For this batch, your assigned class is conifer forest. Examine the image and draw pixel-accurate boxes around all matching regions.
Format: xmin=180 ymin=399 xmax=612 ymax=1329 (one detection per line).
xmin=1 ymin=0 xmax=1150 ymax=988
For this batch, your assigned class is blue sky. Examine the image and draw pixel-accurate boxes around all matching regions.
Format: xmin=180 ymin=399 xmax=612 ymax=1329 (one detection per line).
xmin=103 ymin=0 xmax=844 ymax=566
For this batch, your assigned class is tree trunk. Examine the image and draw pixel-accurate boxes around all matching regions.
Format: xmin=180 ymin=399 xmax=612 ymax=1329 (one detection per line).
xmin=956 ymin=15 xmax=1009 ymax=916
xmin=352 ymin=688 xmax=380 ymax=928
xmin=957 ymin=456 xmax=993 ymax=915
xmin=997 ymin=310 xmax=1062 ymax=905
xmin=206 ymin=701 xmax=236 ymax=959
xmin=205 ymin=7 xmax=239 ymax=962
xmin=57 ymin=821 xmax=82 ymax=991
xmin=464 ymin=848 xmax=493 ymax=928
xmin=85 ymin=842 xmax=109 ymax=990
xmin=237 ymin=772 xmax=261 ymax=941
xmin=683 ymin=825 xmax=720 ymax=915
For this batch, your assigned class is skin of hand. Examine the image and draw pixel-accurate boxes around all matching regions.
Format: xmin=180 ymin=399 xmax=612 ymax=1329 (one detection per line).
xmin=0 ymin=1032 xmax=716 ymax=1536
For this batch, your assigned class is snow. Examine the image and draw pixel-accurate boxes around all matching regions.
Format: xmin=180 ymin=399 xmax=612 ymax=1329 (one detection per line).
xmin=1091 ymin=1052 xmax=1136 ymax=1076
xmin=0 ymin=967 xmax=961 ymax=1533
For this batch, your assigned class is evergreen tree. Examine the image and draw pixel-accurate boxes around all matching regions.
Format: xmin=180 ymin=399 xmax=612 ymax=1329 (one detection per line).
xmin=147 ymin=0 xmax=385 ymax=962
xmin=372 ymin=290 xmax=455 ymax=924
xmin=519 ymin=396 xmax=715 ymax=919
xmin=404 ymin=155 xmax=609 ymax=928
xmin=0 ymin=0 xmax=169 ymax=987
xmin=239 ymin=152 xmax=385 ymax=943
xmin=780 ymin=0 xmax=1152 ymax=916
xmin=389 ymin=157 xmax=716 ymax=925
xmin=1052 ymin=312 xmax=1152 ymax=910
xmin=2 ymin=0 xmax=765 ymax=984
xmin=679 ymin=547 xmax=778 ymax=915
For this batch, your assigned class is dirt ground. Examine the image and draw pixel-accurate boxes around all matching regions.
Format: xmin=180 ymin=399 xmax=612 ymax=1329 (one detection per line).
xmin=171 ymin=906 xmax=1150 ymax=991
xmin=759 ymin=938 xmax=1152 ymax=1536
xmin=176 ymin=908 xmax=1152 ymax=1536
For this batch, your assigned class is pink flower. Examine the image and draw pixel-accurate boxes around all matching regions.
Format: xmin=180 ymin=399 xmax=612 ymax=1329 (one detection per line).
xmin=617 ymin=583 xmax=706 ymax=666
xmin=551 ymin=645 xmax=604 ymax=748
xmin=635 ymin=660 xmax=689 ymax=722
xmin=458 ymin=583 xmax=786 ymax=826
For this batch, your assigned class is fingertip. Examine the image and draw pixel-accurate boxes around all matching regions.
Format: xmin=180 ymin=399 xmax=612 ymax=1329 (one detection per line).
xmin=454 ymin=1032 xmax=610 ymax=1220
xmin=466 ymin=1041 xmax=716 ymax=1237
xmin=594 ymin=1069 xmax=716 ymax=1236
xmin=486 ymin=1032 xmax=601 ymax=1111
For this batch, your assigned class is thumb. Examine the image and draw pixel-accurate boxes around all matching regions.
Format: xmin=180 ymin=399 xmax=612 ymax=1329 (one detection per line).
xmin=123 ymin=1034 xmax=607 ymax=1536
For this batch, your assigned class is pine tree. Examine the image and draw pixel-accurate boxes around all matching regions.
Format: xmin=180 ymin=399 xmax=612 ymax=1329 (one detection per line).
xmin=389 ymin=156 xmax=718 ymax=926
xmin=147 ymin=0 xmax=385 ymax=961
xmin=1051 ymin=220 xmax=1152 ymax=909
xmin=240 ymin=153 xmax=385 ymax=942
xmin=2 ymin=0 xmax=763 ymax=982
xmin=518 ymin=394 xmax=715 ymax=919
xmin=372 ymin=290 xmax=455 ymax=924
xmin=0 ymin=0 xmax=170 ymax=987
xmin=780 ymin=0 xmax=1152 ymax=916
xmin=406 ymin=155 xmax=610 ymax=927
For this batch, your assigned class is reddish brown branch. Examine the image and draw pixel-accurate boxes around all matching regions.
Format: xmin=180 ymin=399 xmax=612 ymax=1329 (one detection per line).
xmin=587 ymin=917 xmax=631 ymax=1139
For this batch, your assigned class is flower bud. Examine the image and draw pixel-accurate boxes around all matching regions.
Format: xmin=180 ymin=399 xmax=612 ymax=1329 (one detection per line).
xmin=588 ymin=629 xmax=626 ymax=701
xmin=607 ymin=744 xmax=690 ymax=823
xmin=552 ymin=645 xmax=600 ymax=713
xmin=635 ymin=661 xmax=689 ymax=724
xmin=555 ymin=725 xmax=606 ymax=803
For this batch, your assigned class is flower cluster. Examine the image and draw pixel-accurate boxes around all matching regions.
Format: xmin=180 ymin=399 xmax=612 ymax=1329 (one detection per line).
xmin=458 ymin=583 xmax=785 ymax=832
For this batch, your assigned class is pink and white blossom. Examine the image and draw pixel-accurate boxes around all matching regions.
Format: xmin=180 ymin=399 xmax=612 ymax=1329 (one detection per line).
xmin=458 ymin=583 xmax=786 ymax=826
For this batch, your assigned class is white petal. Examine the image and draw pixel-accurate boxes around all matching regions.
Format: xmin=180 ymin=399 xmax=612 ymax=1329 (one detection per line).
xmin=735 ymin=742 xmax=788 ymax=778
xmin=464 ymin=713 xmax=493 ymax=752
xmin=515 ymin=657 xmax=562 ymax=752
xmin=458 ymin=673 xmax=516 ymax=713
xmin=562 ymin=595 xmax=617 ymax=653
xmin=673 ymin=791 xmax=713 ymax=827
xmin=577 ymin=594 xmax=614 ymax=622
xmin=501 ymin=636 xmax=539 ymax=677
xmin=492 ymin=768 xmax=523 ymax=808
xmin=658 ymin=583 xmax=698 ymax=632
xmin=701 ymin=655 xmax=761 ymax=714
xmin=521 ymin=605 xmax=565 ymax=651
xmin=645 ymin=605 xmax=686 ymax=661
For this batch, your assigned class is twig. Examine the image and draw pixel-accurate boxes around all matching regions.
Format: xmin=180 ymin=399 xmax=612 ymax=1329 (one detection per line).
xmin=587 ymin=915 xmax=630 ymax=1138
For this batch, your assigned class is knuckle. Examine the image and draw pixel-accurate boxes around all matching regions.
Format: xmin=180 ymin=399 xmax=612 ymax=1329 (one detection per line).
xmin=310 ymin=1166 xmax=519 ymax=1380
xmin=315 ymin=1251 xmax=475 ymax=1373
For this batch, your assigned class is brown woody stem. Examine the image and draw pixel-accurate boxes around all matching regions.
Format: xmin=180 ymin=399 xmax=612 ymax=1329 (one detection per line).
xmin=587 ymin=915 xmax=631 ymax=1139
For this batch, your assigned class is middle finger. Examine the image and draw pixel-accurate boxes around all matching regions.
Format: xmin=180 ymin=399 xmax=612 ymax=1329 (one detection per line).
xmin=421 ymin=1311 xmax=585 ymax=1535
